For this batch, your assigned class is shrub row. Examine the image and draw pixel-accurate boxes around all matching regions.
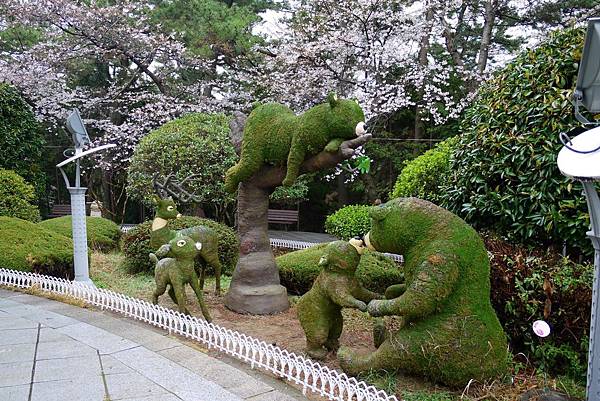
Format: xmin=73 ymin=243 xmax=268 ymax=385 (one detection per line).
xmin=324 ymin=205 xmax=372 ymax=240
xmin=0 ymin=169 xmax=40 ymax=222
xmin=122 ymin=216 xmax=239 ymax=275
xmin=276 ymin=243 xmax=403 ymax=295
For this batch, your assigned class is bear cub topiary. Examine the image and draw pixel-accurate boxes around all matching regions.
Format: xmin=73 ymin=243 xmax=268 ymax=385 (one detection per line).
xmin=224 ymin=93 xmax=366 ymax=192
xmin=296 ymin=241 xmax=382 ymax=360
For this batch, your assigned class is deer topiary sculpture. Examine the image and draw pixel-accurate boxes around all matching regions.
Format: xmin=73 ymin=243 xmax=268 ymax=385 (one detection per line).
xmin=150 ymin=173 xmax=223 ymax=293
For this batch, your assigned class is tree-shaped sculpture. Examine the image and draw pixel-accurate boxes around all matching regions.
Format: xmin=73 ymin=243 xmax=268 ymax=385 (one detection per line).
xmin=224 ymin=95 xmax=370 ymax=314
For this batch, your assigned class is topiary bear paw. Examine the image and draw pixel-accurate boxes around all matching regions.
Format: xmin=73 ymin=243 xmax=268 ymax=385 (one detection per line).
xmin=281 ymin=177 xmax=294 ymax=187
xmin=337 ymin=346 xmax=364 ymax=377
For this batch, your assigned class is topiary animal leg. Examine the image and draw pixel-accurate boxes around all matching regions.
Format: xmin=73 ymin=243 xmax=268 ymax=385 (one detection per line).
xmin=203 ymin=252 xmax=222 ymax=293
xmin=282 ymin=142 xmax=305 ymax=187
xmin=167 ymin=286 xmax=178 ymax=305
xmin=224 ymin=145 xmax=263 ymax=192
xmin=338 ymin=338 xmax=405 ymax=377
xmin=152 ymin=280 xmax=167 ymax=304
xmin=325 ymin=312 xmax=343 ymax=351
xmin=189 ymin=271 xmax=212 ymax=322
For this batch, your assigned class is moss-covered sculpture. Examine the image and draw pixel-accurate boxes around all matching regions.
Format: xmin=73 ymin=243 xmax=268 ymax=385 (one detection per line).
xmin=150 ymin=197 xmax=222 ymax=292
xmin=151 ymin=235 xmax=212 ymax=321
xmin=297 ymin=241 xmax=382 ymax=360
xmin=224 ymin=94 xmax=366 ymax=192
xmin=338 ymin=198 xmax=508 ymax=387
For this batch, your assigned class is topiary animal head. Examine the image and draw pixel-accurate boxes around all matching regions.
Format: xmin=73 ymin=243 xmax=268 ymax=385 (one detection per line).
xmin=325 ymin=93 xmax=366 ymax=139
xmin=153 ymin=196 xmax=181 ymax=220
xmin=168 ymin=235 xmax=202 ymax=260
xmin=318 ymin=240 xmax=360 ymax=274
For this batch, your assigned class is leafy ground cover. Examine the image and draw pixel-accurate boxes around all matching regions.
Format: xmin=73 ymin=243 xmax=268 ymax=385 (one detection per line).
xmin=89 ymin=250 xmax=586 ymax=401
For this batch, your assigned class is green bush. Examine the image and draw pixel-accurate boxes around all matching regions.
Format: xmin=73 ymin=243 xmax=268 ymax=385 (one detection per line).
xmin=0 ymin=169 xmax=40 ymax=222
xmin=127 ymin=113 xmax=237 ymax=221
xmin=276 ymin=244 xmax=403 ymax=295
xmin=0 ymin=84 xmax=46 ymax=203
xmin=0 ymin=216 xmax=74 ymax=277
xmin=440 ymin=28 xmax=591 ymax=255
xmin=324 ymin=205 xmax=372 ymax=240
xmin=38 ymin=216 xmax=121 ymax=252
xmin=391 ymin=137 xmax=458 ymax=202
xmin=486 ymin=234 xmax=591 ymax=380
xmin=122 ymin=216 xmax=239 ymax=275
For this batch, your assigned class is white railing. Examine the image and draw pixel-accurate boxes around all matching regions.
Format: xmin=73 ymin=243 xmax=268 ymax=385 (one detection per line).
xmin=270 ymin=238 xmax=404 ymax=264
xmin=0 ymin=269 xmax=398 ymax=401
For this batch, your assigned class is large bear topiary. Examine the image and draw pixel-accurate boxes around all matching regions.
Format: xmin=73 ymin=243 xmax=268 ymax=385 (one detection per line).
xmin=224 ymin=93 xmax=366 ymax=192
xmin=338 ymin=197 xmax=508 ymax=387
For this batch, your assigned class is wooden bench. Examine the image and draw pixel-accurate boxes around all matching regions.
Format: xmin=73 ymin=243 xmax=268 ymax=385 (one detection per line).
xmin=47 ymin=204 xmax=72 ymax=219
xmin=268 ymin=209 xmax=299 ymax=231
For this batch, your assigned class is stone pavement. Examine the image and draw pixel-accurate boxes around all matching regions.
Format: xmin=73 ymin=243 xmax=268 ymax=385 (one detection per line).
xmin=0 ymin=288 xmax=305 ymax=401
xmin=268 ymin=230 xmax=336 ymax=243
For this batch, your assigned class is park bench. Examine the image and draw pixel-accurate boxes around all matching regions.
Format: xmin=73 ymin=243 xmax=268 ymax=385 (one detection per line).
xmin=268 ymin=209 xmax=299 ymax=231
xmin=47 ymin=204 xmax=72 ymax=218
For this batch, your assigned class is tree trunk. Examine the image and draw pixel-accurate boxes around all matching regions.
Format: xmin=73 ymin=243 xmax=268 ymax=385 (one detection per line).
xmin=224 ymin=180 xmax=289 ymax=314
xmin=477 ymin=0 xmax=496 ymax=75
xmin=414 ymin=5 xmax=435 ymax=140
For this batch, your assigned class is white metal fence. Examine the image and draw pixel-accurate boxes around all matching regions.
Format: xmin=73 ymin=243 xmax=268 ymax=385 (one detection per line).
xmin=0 ymin=268 xmax=398 ymax=401
xmin=269 ymin=238 xmax=404 ymax=264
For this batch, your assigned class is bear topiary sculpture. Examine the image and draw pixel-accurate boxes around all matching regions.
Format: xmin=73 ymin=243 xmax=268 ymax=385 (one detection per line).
xmin=151 ymin=235 xmax=212 ymax=322
xmin=224 ymin=93 xmax=366 ymax=192
xmin=338 ymin=197 xmax=508 ymax=387
xmin=297 ymin=241 xmax=382 ymax=360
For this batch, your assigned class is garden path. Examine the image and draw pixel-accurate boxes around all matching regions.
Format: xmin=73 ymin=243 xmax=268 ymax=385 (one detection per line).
xmin=0 ymin=288 xmax=305 ymax=401
xmin=268 ymin=230 xmax=336 ymax=243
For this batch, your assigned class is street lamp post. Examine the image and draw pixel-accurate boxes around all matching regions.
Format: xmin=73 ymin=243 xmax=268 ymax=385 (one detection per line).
xmin=557 ymin=17 xmax=600 ymax=401
xmin=56 ymin=109 xmax=115 ymax=285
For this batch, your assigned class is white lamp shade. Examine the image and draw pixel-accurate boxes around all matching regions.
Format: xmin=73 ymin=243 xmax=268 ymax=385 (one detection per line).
xmin=558 ymin=125 xmax=600 ymax=181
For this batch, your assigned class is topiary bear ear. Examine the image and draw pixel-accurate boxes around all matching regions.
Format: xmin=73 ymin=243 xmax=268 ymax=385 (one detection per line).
xmin=328 ymin=92 xmax=338 ymax=108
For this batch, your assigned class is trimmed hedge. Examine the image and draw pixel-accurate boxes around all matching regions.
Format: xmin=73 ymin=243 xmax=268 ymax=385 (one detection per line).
xmin=38 ymin=216 xmax=121 ymax=252
xmin=391 ymin=137 xmax=458 ymax=203
xmin=276 ymin=243 xmax=403 ymax=295
xmin=122 ymin=217 xmax=239 ymax=275
xmin=440 ymin=27 xmax=591 ymax=255
xmin=0 ymin=169 xmax=40 ymax=222
xmin=324 ymin=205 xmax=372 ymax=240
xmin=0 ymin=216 xmax=73 ymax=278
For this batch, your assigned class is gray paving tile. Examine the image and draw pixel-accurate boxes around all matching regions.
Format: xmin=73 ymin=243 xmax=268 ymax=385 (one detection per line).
xmin=0 ymin=360 xmax=33 ymax=387
xmin=0 ymin=316 xmax=38 ymax=330
xmin=0 ymin=328 xmax=38 ymax=345
xmin=0 ymin=384 xmax=29 ymax=401
xmin=100 ymin=354 xmax=134 ymax=375
xmin=16 ymin=308 xmax=79 ymax=328
xmin=116 ymin=394 xmax=182 ymax=401
xmin=36 ymin=339 xmax=97 ymax=360
xmin=245 ymin=390 xmax=300 ymax=401
xmin=30 ymin=376 xmax=106 ymax=401
xmin=0 ymin=342 xmax=35 ymax=363
xmin=34 ymin=355 xmax=102 ymax=382
xmin=38 ymin=327 xmax=71 ymax=343
xmin=104 ymin=372 xmax=171 ymax=400
xmin=113 ymin=346 xmax=243 ymax=401
xmin=57 ymin=321 xmax=137 ymax=354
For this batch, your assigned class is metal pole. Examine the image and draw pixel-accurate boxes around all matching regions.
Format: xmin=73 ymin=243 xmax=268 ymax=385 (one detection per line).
xmin=582 ymin=181 xmax=600 ymax=401
xmin=68 ymin=186 xmax=93 ymax=285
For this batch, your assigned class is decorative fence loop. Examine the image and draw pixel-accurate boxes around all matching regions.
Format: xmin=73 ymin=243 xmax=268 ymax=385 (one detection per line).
xmin=0 ymin=268 xmax=398 ymax=401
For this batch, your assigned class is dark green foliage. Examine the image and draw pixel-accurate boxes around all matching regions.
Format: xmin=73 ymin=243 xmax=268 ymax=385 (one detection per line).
xmin=122 ymin=217 xmax=238 ymax=275
xmin=127 ymin=113 xmax=237 ymax=221
xmin=324 ymin=205 xmax=372 ymax=240
xmin=0 ymin=84 xmax=46 ymax=203
xmin=0 ymin=216 xmax=74 ymax=278
xmin=440 ymin=28 xmax=592 ymax=256
xmin=391 ymin=137 xmax=458 ymax=203
xmin=38 ymin=216 xmax=121 ymax=252
xmin=0 ymin=169 xmax=40 ymax=222
xmin=276 ymin=243 xmax=402 ymax=295
xmin=486 ymin=234 xmax=591 ymax=381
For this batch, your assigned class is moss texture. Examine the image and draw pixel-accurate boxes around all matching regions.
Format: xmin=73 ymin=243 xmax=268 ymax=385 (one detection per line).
xmin=151 ymin=235 xmax=212 ymax=321
xmin=0 ymin=216 xmax=74 ymax=278
xmin=276 ymin=244 xmax=403 ymax=295
xmin=296 ymin=241 xmax=382 ymax=359
xmin=224 ymin=94 xmax=365 ymax=192
xmin=38 ymin=216 xmax=121 ymax=252
xmin=338 ymin=198 xmax=508 ymax=387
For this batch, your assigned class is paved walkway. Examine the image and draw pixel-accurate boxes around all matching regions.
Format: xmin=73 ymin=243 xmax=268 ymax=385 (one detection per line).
xmin=0 ymin=288 xmax=304 ymax=401
xmin=268 ymin=230 xmax=336 ymax=243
